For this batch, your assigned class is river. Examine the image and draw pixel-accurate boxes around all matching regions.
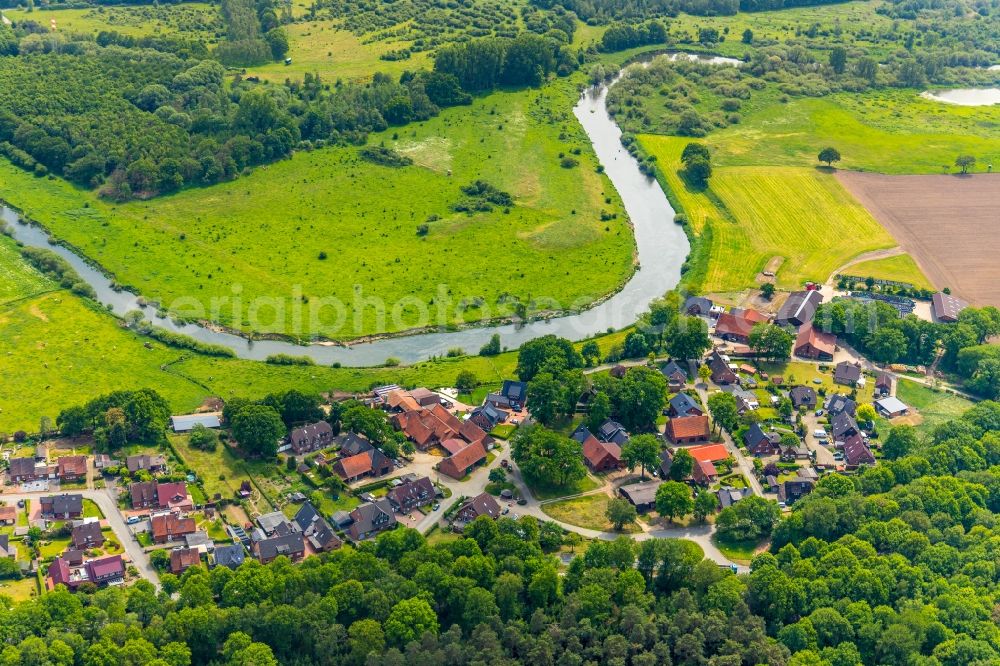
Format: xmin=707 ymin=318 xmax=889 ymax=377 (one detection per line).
xmin=2 ymin=53 xmax=736 ymax=367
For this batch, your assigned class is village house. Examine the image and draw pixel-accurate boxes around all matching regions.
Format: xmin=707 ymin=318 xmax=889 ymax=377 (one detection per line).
xmin=660 ymin=360 xmax=689 ymax=393
xmin=130 ymin=481 xmax=157 ymax=509
xmin=684 ymin=296 xmax=714 ymax=316
xmin=0 ymin=535 xmax=16 ymax=559
xmin=687 ymin=444 xmax=730 ymax=466
xmin=707 ymin=350 xmax=738 ymax=385
xmin=40 ymin=494 xmax=83 ymax=519
xmin=56 ymin=456 xmax=87 ymax=481
xmin=49 ymin=554 xmax=125 ymax=591
xmin=597 ymin=420 xmax=629 ymax=446
xmin=668 ymin=392 xmax=702 ymax=418
xmin=825 ymin=394 xmax=857 ymax=418
xmin=256 ymin=511 xmax=295 ymax=537
xmin=843 ymin=433 xmax=876 ymax=469
xmin=212 ymin=544 xmax=246 ymax=570
xmin=775 ymin=290 xmax=823 ymax=329
xmin=170 ymin=548 xmax=202 ymax=575
xmin=156 ymin=482 xmax=193 ymax=512
xmin=932 ymin=291 xmax=968 ymax=323
xmin=714 ymin=308 xmax=768 ymax=344
xmin=581 ymin=435 xmax=623 ymax=473
xmin=874 ymin=371 xmax=893 ymax=397
xmin=794 ymin=323 xmax=837 ymax=361
xmin=151 ymin=513 xmax=197 ymax=544
xmin=781 ymin=442 xmax=811 ymax=461
xmin=332 ymin=447 xmax=393 ymax=483
xmin=692 ymin=459 xmax=719 ymax=486
xmin=618 ymin=480 xmax=663 ymax=513
xmin=665 ymin=415 xmax=711 ymax=445
xmin=8 ymin=457 xmax=46 ymax=483
xmin=386 ymin=476 xmax=436 ymax=513
xmin=730 ymin=387 xmax=760 ymax=413
xmin=833 ymin=362 xmax=862 ymax=387
xmin=289 ymin=421 xmax=334 ymax=455
xmin=0 ymin=506 xmax=15 ymax=526
xmin=88 ymin=555 xmax=125 ymax=585
xmin=255 ymin=532 xmax=306 ymax=564
xmin=452 ymin=493 xmax=501 ymax=529
xmin=469 ymin=404 xmax=506 ymax=432
xmin=126 ymin=454 xmax=167 ymax=474
xmin=831 ymin=412 xmax=860 ymax=442
xmin=385 ymin=389 xmax=420 ymax=413
xmin=294 ymin=502 xmax=342 ymax=552
xmin=393 ymin=402 xmax=488 ymax=451
xmin=744 ymin=423 xmax=781 ymax=456
xmin=780 ymin=476 xmax=815 ymax=504
xmin=789 ymin=386 xmax=817 ymax=410
xmin=438 ymin=441 xmax=488 ymax=479
xmin=346 ymin=499 xmax=397 ymax=541
xmin=70 ymin=522 xmax=105 ymax=550
xmin=718 ymin=487 xmax=748 ymax=508
xmin=500 ymin=380 xmax=528 ymax=410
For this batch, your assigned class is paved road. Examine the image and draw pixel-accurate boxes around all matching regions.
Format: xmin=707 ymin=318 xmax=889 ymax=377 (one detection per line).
xmin=3 ymin=489 xmax=161 ymax=589
xmin=694 ymin=384 xmax=765 ymax=497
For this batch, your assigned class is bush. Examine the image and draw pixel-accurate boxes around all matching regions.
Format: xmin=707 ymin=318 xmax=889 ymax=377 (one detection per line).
xmin=265 ymin=354 xmax=315 ymax=366
xmin=359 ymin=146 xmax=414 ymax=167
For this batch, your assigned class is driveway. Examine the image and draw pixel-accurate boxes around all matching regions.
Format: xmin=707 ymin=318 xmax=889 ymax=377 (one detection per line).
xmin=2 ymin=488 xmax=161 ymax=589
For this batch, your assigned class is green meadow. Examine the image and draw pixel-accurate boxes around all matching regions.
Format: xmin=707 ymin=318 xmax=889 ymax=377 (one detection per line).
xmin=1 ymin=3 xmax=222 ymax=39
xmin=0 ymin=235 xmax=54 ymax=305
xmin=0 ymin=77 xmax=634 ymax=342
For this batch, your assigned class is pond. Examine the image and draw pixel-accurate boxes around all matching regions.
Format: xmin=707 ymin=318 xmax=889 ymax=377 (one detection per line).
xmin=921 ymin=87 xmax=1000 ymax=106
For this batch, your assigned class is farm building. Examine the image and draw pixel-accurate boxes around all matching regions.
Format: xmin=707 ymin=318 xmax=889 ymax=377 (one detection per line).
xmin=775 ymin=290 xmax=823 ymax=328
xmin=794 ymin=324 xmax=837 ymax=361
xmin=931 ymin=292 xmax=968 ymax=323
xmin=619 ymin=480 xmax=663 ymax=513
xmin=665 ymin=415 xmax=711 ymax=445
xmin=714 ymin=309 xmax=768 ymax=344
xmin=170 ymin=413 xmax=221 ymax=432
xmin=684 ymin=296 xmax=714 ymax=316
xmin=581 ymin=436 xmax=623 ymax=473
xmin=875 ymin=396 xmax=909 ymax=418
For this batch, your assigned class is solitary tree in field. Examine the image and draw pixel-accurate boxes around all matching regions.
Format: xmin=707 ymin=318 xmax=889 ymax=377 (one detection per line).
xmin=760 ymin=282 xmax=776 ymax=300
xmin=956 ymin=154 xmax=976 ymax=174
xmin=606 ymin=498 xmax=637 ymax=531
xmin=818 ymin=147 xmax=841 ymax=167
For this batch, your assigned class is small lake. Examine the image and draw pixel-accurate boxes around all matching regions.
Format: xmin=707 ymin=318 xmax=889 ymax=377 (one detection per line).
xmin=0 ymin=52 xmax=739 ymax=367
xmin=921 ymin=87 xmax=1000 ymax=106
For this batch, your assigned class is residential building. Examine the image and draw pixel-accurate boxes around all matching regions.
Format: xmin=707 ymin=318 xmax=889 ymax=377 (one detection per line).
xmin=156 ymin=482 xmax=193 ymax=512
xmin=40 ymin=494 xmax=83 ymax=519
xmin=256 ymin=532 xmax=306 ymax=564
xmin=337 ymin=432 xmax=374 ymax=457
xmin=346 ymin=499 xmax=397 ymax=541
xmin=708 ymin=350 xmax=738 ymax=385
xmin=794 ymin=323 xmax=836 ymax=361
xmin=718 ymin=487 xmax=748 ymax=508
xmin=581 ymin=436 xmax=623 ymax=472
xmin=8 ymin=457 xmax=44 ymax=483
xmin=831 ymin=412 xmax=860 ymax=441
xmin=618 ymin=480 xmax=663 ymax=513
xmin=469 ymin=404 xmax=505 ymax=432
xmin=692 ymin=459 xmax=718 ymax=485
xmin=212 ymin=544 xmax=246 ymax=570
xmin=86 ymin=555 xmax=125 ymax=585
xmin=932 ymin=292 xmax=968 ymax=323
xmin=825 ymin=394 xmax=857 ymax=417
xmin=687 ymin=444 xmax=730 ymax=464
xmin=294 ymin=502 xmax=342 ymax=552
xmin=256 ymin=511 xmax=294 ymax=537
xmin=289 ymin=421 xmax=334 ymax=455
xmin=126 ymin=454 xmax=167 ymax=474
xmin=500 ymin=380 xmax=528 ymax=409
xmin=781 ymin=443 xmax=811 ymax=461
xmin=780 ymin=478 xmax=815 ymax=504
xmin=665 ymin=415 xmax=711 ymax=445
xmin=0 ymin=535 xmax=15 ymax=559
xmin=393 ymin=403 xmax=487 ymax=450
xmin=151 ymin=513 xmax=197 ymax=543
xmin=0 ymin=506 xmax=15 ymax=526
xmin=668 ymin=392 xmax=702 ymax=418
xmin=170 ymin=414 xmax=221 ymax=432
xmin=438 ymin=441 xmax=488 ymax=479
xmin=843 ymin=434 xmax=876 ymax=468
xmin=684 ymin=296 xmax=713 ymax=316
xmin=597 ymin=420 xmax=629 ymax=446
xmin=775 ymin=290 xmax=823 ymax=328
xmin=453 ymin=493 xmax=501 ymax=527
xmin=170 ymin=548 xmax=202 ymax=575
xmin=789 ymin=386 xmax=817 ymax=410
xmin=874 ymin=371 xmax=893 ymax=397
xmin=833 ymin=362 xmax=862 ymax=387
xmin=71 ymin=522 xmax=105 ymax=550
xmin=130 ymin=482 xmax=157 ymax=509
xmin=714 ymin=309 xmax=768 ymax=343
xmin=744 ymin=423 xmax=781 ymax=456
xmin=660 ymin=360 xmax=689 ymax=392
xmin=56 ymin=456 xmax=87 ymax=480
xmin=332 ymin=448 xmax=392 ymax=482
xmin=385 ymin=390 xmax=420 ymax=413
xmin=386 ymin=476 xmax=436 ymax=513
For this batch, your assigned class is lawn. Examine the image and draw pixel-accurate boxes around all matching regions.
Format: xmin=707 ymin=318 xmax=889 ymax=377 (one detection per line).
xmin=0 ymin=235 xmax=54 ymax=305
xmin=895 ymin=380 xmax=975 ymax=435
xmin=171 ymin=435 xmax=255 ymax=503
xmin=541 ymin=493 xmax=641 ymax=533
xmin=0 ymin=75 xmax=634 ymax=341
xmin=840 ymin=253 xmax=934 ymax=290
xmin=0 ymin=576 xmax=39 ymax=602
xmin=489 ymin=424 xmax=517 ymax=440
xmin=82 ymin=500 xmax=103 ymax=519
xmin=712 ymin=534 xmax=765 ymax=565
xmin=640 ymin=135 xmax=898 ymax=292
xmin=247 ymin=19 xmax=431 ymax=83
xmin=425 ymin=526 xmax=461 ymax=546
xmin=528 ymin=474 xmax=601 ymax=501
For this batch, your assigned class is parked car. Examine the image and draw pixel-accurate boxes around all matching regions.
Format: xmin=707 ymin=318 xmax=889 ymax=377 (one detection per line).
xmin=814 ymin=409 xmax=824 ymax=417
xmin=432 ymin=503 xmax=440 ymax=511
xmin=16 ymin=500 xmax=24 ymax=508
xmin=127 ymin=516 xmax=141 ymax=525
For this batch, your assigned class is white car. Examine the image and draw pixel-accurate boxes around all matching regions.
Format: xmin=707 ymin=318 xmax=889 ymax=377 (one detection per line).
xmin=813 ymin=429 xmax=827 ymax=439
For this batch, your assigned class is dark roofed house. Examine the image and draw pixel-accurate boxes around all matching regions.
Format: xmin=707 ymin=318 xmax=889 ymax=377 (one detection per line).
xmin=825 ymin=394 xmax=857 ymax=417
xmin=386 ymin=476 xmax=436 ymax=513
xmin=789 ymin=386 xmax=817 ymax=410
xmin=337 ymin=432 xmax=374 ymax=457
xmin=875 ymin=371 xmax=893 ymax=397
xmin=71 ymin=522 xmax=105 ymax=550
xmin=86 ymin=555 xmax=125 ymax=585
xmin=684 ymin=296 xmax=714 ymax=316
xmin=597 ymin=420 xmax=629 ymax=446
xmin=610 ymin=364 xmax=628 ymax=379
xmin=294 ymin=502 xmax=342 ymax=552
xmin=659 ymin=449 xmax=675 ymax=479
xmin=744 ymin=423 xmax=780 ymax=456
xmin=831 ymin=412 xmax=860 ymax=441
xmin=9 ymin=457 xmax=40 ymax=483
xmin=289 ymin=421 xmax=334 ymax=455
xmin=661 ymin=360 xmax=689 ymax=392
xmin=40 ymin=494 xmax=83 ymax=519
xmin=130 ymin=482 xmax=157 ymax=509
xmin=794 ymin=323 xmax=837 ymax=361
xmin=170 ymin=548 xmax=202 ymax=575
xmin=718 ymin=487 xmax=747 ymax=508
xmin=619 ymin=480 xmax=663 ymax=513
xmin=470 ymin=404 xmax=505 ymax=432
xmin=126 ymin=454 xmax=167 ymax=474
xmin=776 ymin=290 xmax=823 ymax=328
xmin=668 ymin=392 xmax=703 ymax=418
xmin=501 ymin=380 xmax=528 ymax=408
xmin=454 ymin=493 xmax=501 ymax=526
xmin=257 ymin=511 xmax=293 ymax=537
xmin=484 ymin=393 xmax=513 ymax=410
xmin=56 ymin=456 xmax=87 ymax=480
xmin=347 ymin=499 xmax=397 ymax=541
xmin=932 ymin=292 xmax=968 ymax=323
xmin=833 ymin=362 xmax=862 ymax=387
xmin=780 ymin=478 xmax=815 ymax=504
xmin=582 ymin=436 xmax=623 ymax=473
xmin=256 ymin=532 xmax=306 ymax=564
xmin=571 ymin=424 xmax=594 ymax=444
xmin=708 ymin=350 xmax=738 ymax=385
xmin=665 ymin=415 xmax=711 ymax=445
xmin=843 ymin=434 xmax=875 ymax=469
xmin=212 ymin=544 xmax=246 ymax=570
xmin=438 ymin=441 xmax=487 ymax=480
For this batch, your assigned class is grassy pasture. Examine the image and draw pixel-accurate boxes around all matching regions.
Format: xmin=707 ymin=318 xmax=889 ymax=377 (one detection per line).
xmin=895 ymin=381 xmax=974 ymax=436
xmin=0 ymin=235 xmax=54 ymax=305
xmin=640 ymin=135 xmax=897 ymax=292
xmin=840 ymin=254 xmax=933 ymax=290
xmin=2 ymin=3 xmax=222 ymax=39
xmin=0 ymin=78 xmax=634 ymax=341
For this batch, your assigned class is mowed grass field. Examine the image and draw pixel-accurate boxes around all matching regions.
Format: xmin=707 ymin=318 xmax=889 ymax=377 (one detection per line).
xmin=841 ymin=254 xmax=933 ymax=290
xmin=0 ymin=79 xmax=634 ymax=341
xmin=640 ymin=135 xmax=898 ymax=291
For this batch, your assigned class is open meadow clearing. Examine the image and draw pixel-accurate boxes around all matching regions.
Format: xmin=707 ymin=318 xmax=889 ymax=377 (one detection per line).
xmin=0 ymin=235 xmax=53 ymax=305
xmin=0 ymin=78 xmax=634 ymax=341
xmin=1 ymin=3 xmax=222 ymax=39
xmin=639 ymin=135 xmax=899 ymax=292
xmin=837 ymin=172 xmax=1000 ymax=306
xmin=838 ymin=253 xmax=934 ymax=290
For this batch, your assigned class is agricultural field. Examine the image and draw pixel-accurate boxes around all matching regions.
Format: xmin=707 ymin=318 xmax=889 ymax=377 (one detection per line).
xmin=837 ymin=172 xmax=1000 ymax=306
xmin=0 ymin=76 xmax=635 ymax=341
xmin=639 ymin=135 xmax=898 ymax=292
